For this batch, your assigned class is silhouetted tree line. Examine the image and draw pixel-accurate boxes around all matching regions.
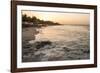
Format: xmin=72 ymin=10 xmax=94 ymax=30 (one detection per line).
xmin=22 ymin=14 xmax=61 ymax=28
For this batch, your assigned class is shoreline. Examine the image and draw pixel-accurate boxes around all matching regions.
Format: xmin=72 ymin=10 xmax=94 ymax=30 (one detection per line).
xmin=22 ymin=25 xmax=90 ymax=62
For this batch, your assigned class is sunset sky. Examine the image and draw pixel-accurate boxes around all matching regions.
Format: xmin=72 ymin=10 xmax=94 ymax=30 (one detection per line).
xmin=22 ymin=10 xmax=90 ymax=25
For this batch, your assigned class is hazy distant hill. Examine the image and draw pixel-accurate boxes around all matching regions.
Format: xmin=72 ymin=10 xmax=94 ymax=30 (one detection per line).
xmin=22 ymin=14 xmax=61 ymax=28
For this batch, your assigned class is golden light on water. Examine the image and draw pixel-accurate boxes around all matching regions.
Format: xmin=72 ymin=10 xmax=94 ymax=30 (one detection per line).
xmin=22 ymin=10 xmax=90 ymax=25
